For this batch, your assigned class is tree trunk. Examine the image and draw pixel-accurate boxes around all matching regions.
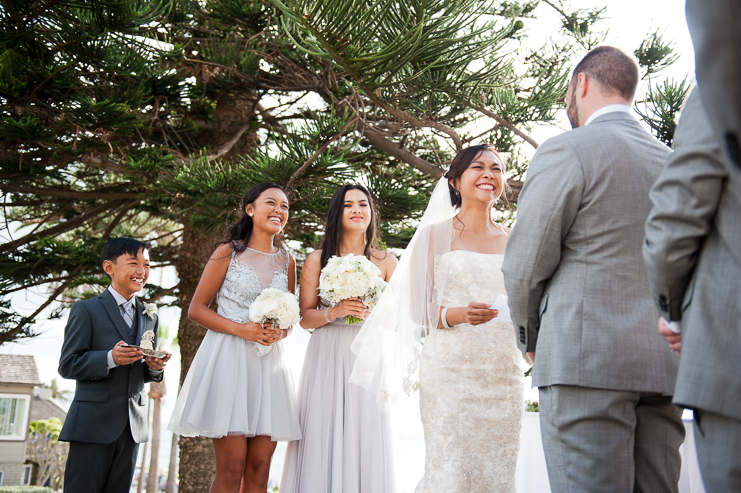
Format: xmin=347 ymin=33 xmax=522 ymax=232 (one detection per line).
xmin=175 ymin=224 xmax=218 ymax=493
xmin=147 ymin=381 xmax=166 ymax=493
xmin=166 ymin=433 xmax=179 ymax=493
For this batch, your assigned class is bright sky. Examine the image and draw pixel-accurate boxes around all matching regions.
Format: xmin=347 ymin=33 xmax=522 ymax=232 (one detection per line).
xmin=2 ymin=1 xmax=695 ymax=489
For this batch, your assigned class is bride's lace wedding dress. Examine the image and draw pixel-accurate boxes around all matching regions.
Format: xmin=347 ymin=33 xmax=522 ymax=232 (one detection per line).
xmin=416 ymin=251 xmax=524 ymax=493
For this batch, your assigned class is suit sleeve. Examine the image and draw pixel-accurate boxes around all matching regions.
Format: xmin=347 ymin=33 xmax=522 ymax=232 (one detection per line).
xmin=643 ymin=89 xmax=728 ymax=323
xmin=58 ymin=302 xmax=112 ymax=381
xmin=144 ymin=316 xmax=164 ymax=383
xmin=502 ymin=138 xmax=585 ymax=352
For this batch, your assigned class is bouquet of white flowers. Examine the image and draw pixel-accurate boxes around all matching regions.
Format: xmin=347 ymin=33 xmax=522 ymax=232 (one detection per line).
xmin=248 ymin=288 xmax=301 ymax=356
xmin=318 ymin=254 xmax=388 ymax=324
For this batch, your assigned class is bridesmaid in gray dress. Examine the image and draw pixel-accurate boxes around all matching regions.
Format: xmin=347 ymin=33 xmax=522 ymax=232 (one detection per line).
xmin=169 ymin=183 xmax=300 ymax=493
xmin=281 ymin=184 xmax=398 ymax=493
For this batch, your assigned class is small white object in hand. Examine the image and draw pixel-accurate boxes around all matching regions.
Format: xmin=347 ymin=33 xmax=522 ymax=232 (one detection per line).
xmin=489 ymin=294 xmax=512 ymax=323
xmin=249 ymin=288 xmax=301 ymax=357
xmin=142 ymin=302 xmax=157 ymax=319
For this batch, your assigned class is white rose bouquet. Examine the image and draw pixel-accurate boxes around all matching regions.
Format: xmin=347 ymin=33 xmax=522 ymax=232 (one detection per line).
xmin=318 ymin=254 xmax=388 ymax=324
xmin=248 ymin=288 xmax=301 ymax=356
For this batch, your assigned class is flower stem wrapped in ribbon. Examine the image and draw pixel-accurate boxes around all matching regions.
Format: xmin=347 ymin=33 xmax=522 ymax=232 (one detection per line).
xmin=249 ymin=288 xmax=301 ymax=356
xmin=318 ymin=254 xmax=388 ymax=324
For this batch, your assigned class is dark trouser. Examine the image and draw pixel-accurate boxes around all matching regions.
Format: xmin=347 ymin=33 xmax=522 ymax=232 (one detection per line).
xmin=64 ymin=422 xmax=139 ymax=493
xmin=694 ymin=409 xmax=741 ymax=492
xmin=539 ymin=385 xmax=685 ymax=493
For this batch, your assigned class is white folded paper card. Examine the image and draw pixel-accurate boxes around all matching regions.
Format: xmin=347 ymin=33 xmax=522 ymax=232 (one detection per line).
xmin=490 ymin=294 xmax=512 ymax=323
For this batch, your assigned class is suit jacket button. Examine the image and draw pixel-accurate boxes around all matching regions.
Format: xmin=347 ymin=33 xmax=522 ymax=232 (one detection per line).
xmin=520 ymin=336 xmax=526 ymax=344
xmin=659 ymin=295 xmax=668 ymax=311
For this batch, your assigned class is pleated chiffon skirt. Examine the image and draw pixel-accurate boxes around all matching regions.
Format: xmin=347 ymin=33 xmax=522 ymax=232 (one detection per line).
xmin=168 ymin=330 xmax=301 ymax=441
xmin=281 ymin=319 xmax=397 ymax=493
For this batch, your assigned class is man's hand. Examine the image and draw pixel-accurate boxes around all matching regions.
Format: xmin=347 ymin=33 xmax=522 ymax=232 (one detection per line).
xmin=527 ymin=351 xmax=536 ymax=363
xmin=658 ymin=318 xmax=682 ymax=357
xmin=112 ymin=341 xmax=144 ymax=366
xmin=145 ymin=351 xmax=172 ymax=371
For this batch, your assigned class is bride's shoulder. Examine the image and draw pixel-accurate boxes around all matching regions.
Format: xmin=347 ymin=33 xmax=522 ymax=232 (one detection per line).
xmin=417 ymin=217 xmax=454 ymax=237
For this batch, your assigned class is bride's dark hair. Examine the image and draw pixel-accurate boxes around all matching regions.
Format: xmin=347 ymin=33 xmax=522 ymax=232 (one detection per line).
xmin=444 ymin=144 xmax=507 ymax=208
xmin=319 ymin=184 xmax=380 ymax=270
xmin=222 ymin=182 xmax=287 ymax=253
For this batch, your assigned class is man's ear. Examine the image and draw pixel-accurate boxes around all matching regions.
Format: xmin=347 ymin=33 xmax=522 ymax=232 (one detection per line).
xmin=577 ymin=73 xmax=589 ymax=99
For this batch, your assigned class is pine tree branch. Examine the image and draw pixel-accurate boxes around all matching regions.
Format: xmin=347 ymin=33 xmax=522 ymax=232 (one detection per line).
xmin=353 ymin=80 xmax=464 ymax=151
xmin=285 ymin=115 xmax=360 ymax=194
xmin=100 ymin=201 xmax=139 ymax=240
xmin=2 ymin=0 xmax=25 ymax=28
xmin=0 ymin=200 xmax=124 ymax=253
xmin=361 ymin=124 xmax=444 ymax=178
xmin=256 ymin=102 xmax=287 ymax=133
xmin=1 ymin=185 xmax=141 ymax=200
xmin=461 ymin=100 xmax=540 ymax=149
xmin=0 ymin=276 xmax=72 ymax=297
xmin=206 ymin=124 xmax=252 ymax=160
xmin=541 ymin=0 xmax=571 ymax=24
xmin=1 ymin=280 xmax=71 ymax=344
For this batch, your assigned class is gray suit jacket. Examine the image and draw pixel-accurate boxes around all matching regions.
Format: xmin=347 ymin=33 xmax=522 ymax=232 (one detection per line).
xmin=643 ymin=89 xmax=741 ymax=420
xmin=59 ymin=289 xmax=162 ymax=444
xmin=502 ymin=112 xmax=679 ymax=394
xmin=686 ymin=0 xmax=741 ymax=167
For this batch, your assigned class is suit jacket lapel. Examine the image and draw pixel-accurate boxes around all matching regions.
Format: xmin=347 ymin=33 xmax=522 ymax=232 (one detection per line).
xmin=99 ymin=290 xmax=133 ymax=342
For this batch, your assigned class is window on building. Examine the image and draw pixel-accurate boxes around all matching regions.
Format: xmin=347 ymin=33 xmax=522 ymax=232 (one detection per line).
xmin=21 ymin=464 xmax=32 ymax=486
xmin=0 ymin=470 xmax=4 ymax=486
xmin=0 ymin=394 xmax=31 ymax=440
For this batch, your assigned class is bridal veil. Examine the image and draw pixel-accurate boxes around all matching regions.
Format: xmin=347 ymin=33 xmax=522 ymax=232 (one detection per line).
xmin=350 ymin=177 xmax=456 ymax=410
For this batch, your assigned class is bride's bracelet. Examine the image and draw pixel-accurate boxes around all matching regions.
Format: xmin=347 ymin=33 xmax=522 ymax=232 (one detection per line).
xmin=441 ymin=307 xmax=452 ymax=329
xmin=323 ymin=308 xmax=335 ymax=323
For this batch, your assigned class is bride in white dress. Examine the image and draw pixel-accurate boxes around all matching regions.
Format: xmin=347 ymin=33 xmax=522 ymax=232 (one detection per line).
xmin=351 ymin=145 xmax=525 ymax=493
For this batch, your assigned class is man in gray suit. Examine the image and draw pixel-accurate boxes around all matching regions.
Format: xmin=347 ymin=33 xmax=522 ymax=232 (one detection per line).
xmin=685 ymin=0 xmax=741 ymax=169
xmin=644 ymin=88 xmax=741 ymax=491
xmin=502 ymin=46 xmax=684 ymax=493
xmin=59 ymin=237 xmax=171 ymax=493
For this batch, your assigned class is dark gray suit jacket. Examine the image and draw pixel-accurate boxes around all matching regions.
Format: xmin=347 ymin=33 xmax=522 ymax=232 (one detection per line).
xmin=643 ymin=89 xmax=741 ymax=420
xmin=59 ymin=289 xmax=162 ymax=444
xmin=503 ymin=111 xmax=679 ymax=394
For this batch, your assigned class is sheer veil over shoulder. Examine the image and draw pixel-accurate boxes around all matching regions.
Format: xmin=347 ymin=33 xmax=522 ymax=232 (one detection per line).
xmin=349 ymin=177 xmax=456 ymax=409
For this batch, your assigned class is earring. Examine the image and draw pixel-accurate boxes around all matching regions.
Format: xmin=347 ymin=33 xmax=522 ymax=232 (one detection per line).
xmin=248 ymin=213 xmax=253 ymax=217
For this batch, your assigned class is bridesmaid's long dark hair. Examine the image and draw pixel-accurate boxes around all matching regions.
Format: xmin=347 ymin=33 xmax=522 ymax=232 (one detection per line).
xmin=223 ymin=182 xmax=287 ymax=253
xmin=319 ymin=184 xmax=380 ymax=270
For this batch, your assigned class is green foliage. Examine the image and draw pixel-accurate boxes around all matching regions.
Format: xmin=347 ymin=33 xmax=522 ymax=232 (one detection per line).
xmin=28 ymin=417 xmax=64 ymax=442
xmin=635 ymin=30 xmax=680 ymax=80
xmin=525 ymin=400 xmax=539 ymax=412
xmin=636 ymin=78 xmax=691 ymax=147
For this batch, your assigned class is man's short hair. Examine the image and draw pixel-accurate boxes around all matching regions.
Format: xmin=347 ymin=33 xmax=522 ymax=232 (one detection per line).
xmin=100 ymin=237 xmax=152 ymax=279
xmin=572 ymin=46 xmax=640 ymax=102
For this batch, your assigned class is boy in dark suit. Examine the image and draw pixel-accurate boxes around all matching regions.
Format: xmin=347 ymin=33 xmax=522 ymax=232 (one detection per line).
xmin=59 ymin=237 xmax=171 ymax=493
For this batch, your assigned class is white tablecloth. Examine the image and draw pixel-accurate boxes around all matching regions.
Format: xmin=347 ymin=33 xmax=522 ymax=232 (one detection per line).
xmin=515 ymin=413 xmax=706 ymax=493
